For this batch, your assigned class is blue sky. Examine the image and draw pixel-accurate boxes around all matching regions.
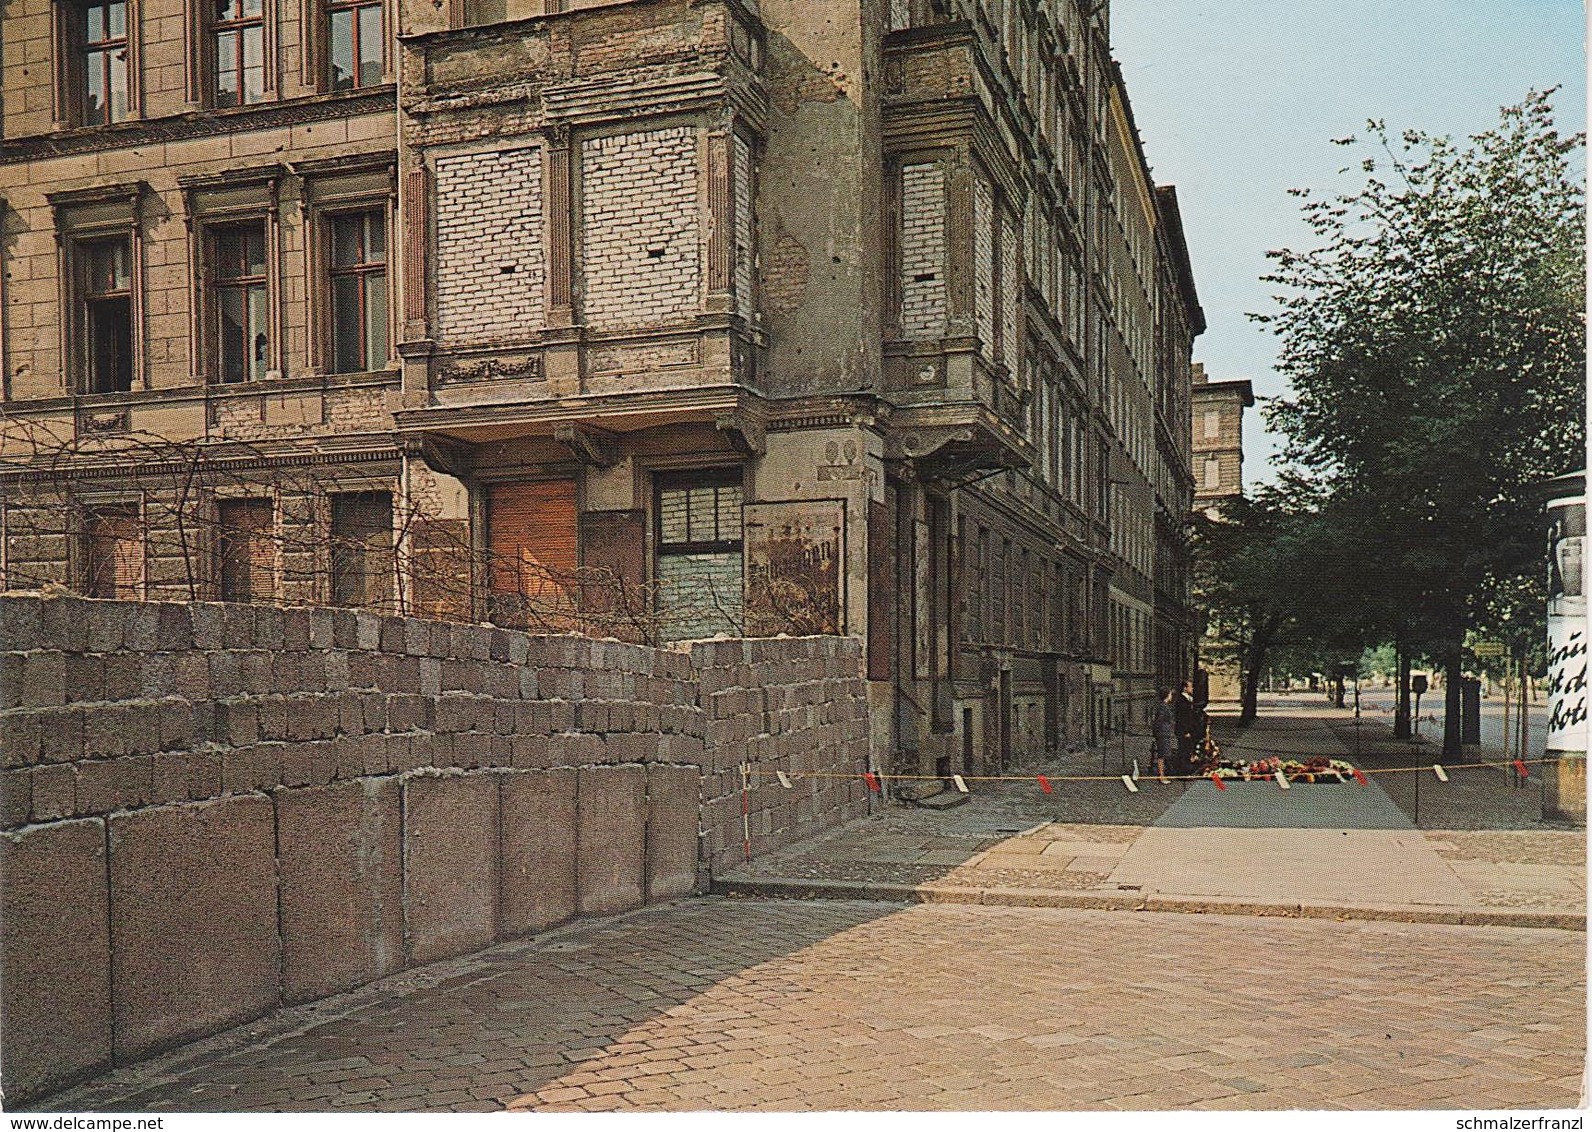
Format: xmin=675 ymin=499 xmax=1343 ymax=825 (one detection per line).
xmin=1111 ymin=0 xmax=1588 ymax=485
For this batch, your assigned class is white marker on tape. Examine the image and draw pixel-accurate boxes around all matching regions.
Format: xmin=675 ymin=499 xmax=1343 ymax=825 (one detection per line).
xmin=1433 ymin=764 xmax=1449 ymax=782
xmin=952 ymin=774 xmax=969 ymax=794
xmin=775 ymin=770 xmax=793 ymax=789
xmin=1121 ymin=775 xmax=1139 ymax=793
xmin=1274 ymin=769 xmax=1290 ymax=789
xmin=1131 ymin=758 xmax=1141 ymax=781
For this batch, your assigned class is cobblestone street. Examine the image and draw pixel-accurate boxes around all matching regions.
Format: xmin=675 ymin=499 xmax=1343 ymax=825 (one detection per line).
xmin=42 ymin=897 xmax=1585 ymax=1113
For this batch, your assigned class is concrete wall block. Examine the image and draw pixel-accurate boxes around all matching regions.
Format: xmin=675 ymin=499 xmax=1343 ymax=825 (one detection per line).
xmin=0 ymin=597 xmax=46 ymax=653
xmin=108 ymin=796 xmax=279 ymax=1061
xmin=276 ymin=777 xmax=404 ymax=1004
xmin=76 ymin=754 xmax=152 ymax=814
xmin=0 ymin=818 xmax=112 ymax=1104
xmin=21 ymin=652 xmax=67 ymax=709
xmin=645 ymin=765 xmax=701 ymax=901
xmin=499 ymin=769 xmax=577 ymax=937
xmin=39 ymin=597 xmax=92 ymax=654
xmin=403 ymin=773 xmax=500 ymax=964
xmin=0 ymin=767 xmax=32 ymax=828
xmin=575 ymin=765 xmax=645 ymax=917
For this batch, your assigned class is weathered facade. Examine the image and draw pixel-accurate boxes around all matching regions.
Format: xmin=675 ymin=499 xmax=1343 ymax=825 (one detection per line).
xmin=0 ymin=0 xmax=1201 ymax=785
xmin=1191 ymin=362 xmax=1252 ymax=512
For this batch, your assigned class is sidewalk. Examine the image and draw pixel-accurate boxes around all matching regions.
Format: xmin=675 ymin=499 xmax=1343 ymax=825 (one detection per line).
xmin=716 ymin=696 xmax=1585 ymax=929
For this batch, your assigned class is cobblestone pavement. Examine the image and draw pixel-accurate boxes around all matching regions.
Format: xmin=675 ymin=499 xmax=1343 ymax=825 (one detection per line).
xmin=41 ymin=897 xmax=1584 ymax=1113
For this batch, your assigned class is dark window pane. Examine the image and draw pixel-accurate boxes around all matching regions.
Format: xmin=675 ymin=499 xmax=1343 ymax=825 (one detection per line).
xmin=331 ymin=275 xmax=363 ymax=373
xmin=85 ymin=240 xmax=131 ymax=295
xmin=366 ymin=209 xmax=386 ymax=260
xmin=357 ymin=3 xmax=383 ymax=84
xmin=331 ymin=213 xmax=364 ymax=267
xmin=329 ymin=8 xmax=354 ymax=89
xmin=88 ymin=296 xmax=133 ymax=393
xmin=219 ymin=288 xmax=249 ymax=382
xmin=365 ymin=273 xmax=388 ymax=366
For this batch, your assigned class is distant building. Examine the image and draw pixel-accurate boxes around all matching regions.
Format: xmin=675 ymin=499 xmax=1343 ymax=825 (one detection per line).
xmin=1190 ymin=365 xmax=1253 ymax=700
xmin=1191 ymin=364 xmax=1254 ymax=514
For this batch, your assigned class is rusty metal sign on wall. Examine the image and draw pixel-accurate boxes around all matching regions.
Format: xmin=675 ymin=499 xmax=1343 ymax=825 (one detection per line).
xmin=744 ymin=500 xmax=846 ymax=637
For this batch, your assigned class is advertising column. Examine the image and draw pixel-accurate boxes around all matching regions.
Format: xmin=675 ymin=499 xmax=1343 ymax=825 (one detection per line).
xmin=1545 ymin=472 xmax=1587 ymax=821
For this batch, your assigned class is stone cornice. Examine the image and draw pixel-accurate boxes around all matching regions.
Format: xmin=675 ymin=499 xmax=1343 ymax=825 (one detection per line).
xmin=0 ymin=89 xmax=396 ymax=166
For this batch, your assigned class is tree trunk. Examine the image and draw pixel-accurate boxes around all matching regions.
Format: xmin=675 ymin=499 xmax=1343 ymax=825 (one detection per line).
xmin=1394 ymin=646 xmax=1411 ymax=739
xmin=1442 ymin=644 xmax=1464 ymax=761
xmin=1239 ymin=626 xmax=1276 ymax=727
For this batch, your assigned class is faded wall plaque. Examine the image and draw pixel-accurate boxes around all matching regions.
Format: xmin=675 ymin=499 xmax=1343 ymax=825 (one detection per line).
xmin=744 ymin=501 xmax=845 ymax=637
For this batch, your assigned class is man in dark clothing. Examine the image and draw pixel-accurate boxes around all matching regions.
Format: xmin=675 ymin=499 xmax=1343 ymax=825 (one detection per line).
xmin=1174 ymin=680 xmax=1199 ymax=773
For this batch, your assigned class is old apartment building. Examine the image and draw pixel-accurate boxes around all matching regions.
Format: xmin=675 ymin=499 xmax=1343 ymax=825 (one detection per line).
xmin=1191 ymin=362 xmax=1252 ymax=514
xmin=0 ymin=0 xmax=1201 ymax=782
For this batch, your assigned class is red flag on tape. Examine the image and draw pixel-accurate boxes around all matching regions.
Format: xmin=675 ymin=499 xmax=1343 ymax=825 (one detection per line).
xmin=1037 ymin=775 xmax=1053 ymax=795
xmin=1351 ymin=768 xmax=1368 ymax=786
xmin=863 ymin=771 xmax=881 ymax=793
xmin=1211 ymin=773 xmax=1227 ymax=791
xmin=1514 ymin=759 xmax=1530 ymax=780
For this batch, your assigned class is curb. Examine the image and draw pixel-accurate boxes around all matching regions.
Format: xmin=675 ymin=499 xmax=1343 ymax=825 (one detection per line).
xmin=711 ymin=876 xmax=1586 ymax=932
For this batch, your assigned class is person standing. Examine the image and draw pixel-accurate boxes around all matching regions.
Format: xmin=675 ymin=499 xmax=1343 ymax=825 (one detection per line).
xmin=1153 ymin=689 xmax=1177 ymax=779
xmin=1175 ymin=679 xmax=1199 ymax=773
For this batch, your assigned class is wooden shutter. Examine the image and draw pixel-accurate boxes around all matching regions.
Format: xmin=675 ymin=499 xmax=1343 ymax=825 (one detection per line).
xmin=487 ymin=480 xmax=578 ymax=630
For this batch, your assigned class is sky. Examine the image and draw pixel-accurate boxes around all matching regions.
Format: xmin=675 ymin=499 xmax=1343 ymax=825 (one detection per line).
xmin=1110 ymin=0 xmax=1588 ymax=486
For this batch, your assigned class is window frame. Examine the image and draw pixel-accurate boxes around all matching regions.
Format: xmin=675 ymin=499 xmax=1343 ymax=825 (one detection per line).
xmin=323 ymin=0 xmax=387 ymax=92
xmin=206 ymin=219 xmax=272 ymax=384
xmin=51 ymin=184 xmax=146 ymax=396
xmin=76 ymin=496 xmax=146 ymax=600
xmin=184 ymin=173 xmax=283 ymax=386
xmin=323 ymin=205 xmax=392 ymax=375
xmin=190 ymin=0 xmax=277 ymax=108
xmin=54 ymin=0 xmax=141 ymax=128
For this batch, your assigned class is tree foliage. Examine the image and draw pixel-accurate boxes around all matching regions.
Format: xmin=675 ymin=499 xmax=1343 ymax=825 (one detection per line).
xmin=1252 ymin=90 xmax=1585 ymax=749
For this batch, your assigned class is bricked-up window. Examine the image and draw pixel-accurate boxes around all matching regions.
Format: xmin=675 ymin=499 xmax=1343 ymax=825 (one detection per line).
xmin=78 ymin=237 xmax=134 ymax=393
xmin=329 ymin=491 xmax=393 ymax=609
xmin=327 ymin=0 xmax=382 ymax=89
xmin=217 ymin=498 xmax=276 ymax=602
xmin=458 ymin=0 xmax=504 ymax=26
xmin=81 ymin=502 xmax=143 ymax=599
xmin=655 ymin=472 xmax=743 ymax=642
xmin=211 ymin=0 xmax=266 ymax=106
xmin=328 ymin=210 xmax=388 ymax=373
xmin=65 ymin=0 xmax=132 ymax=124
xmin=210 ymin=222 xmax=269 ymax=383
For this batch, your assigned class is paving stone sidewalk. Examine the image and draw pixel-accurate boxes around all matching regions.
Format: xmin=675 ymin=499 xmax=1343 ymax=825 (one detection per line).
xmin=722 ymin=698 xmax=1584 ymax=923
xmin=38 ymin=897 xmax=1586 ymax=1113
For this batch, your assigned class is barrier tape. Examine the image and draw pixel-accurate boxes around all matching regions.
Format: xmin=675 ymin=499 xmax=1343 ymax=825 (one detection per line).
xmin=748 ymin=757 xmax=1557 ymax=792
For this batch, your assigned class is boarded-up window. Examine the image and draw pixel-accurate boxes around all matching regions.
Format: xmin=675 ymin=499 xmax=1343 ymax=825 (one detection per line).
xmin=330 ymin=491 xmax=393 ymax=609
xmin=487 ymin=479 xmax=578 ymax=631
xmin=82 ymin=502 xmax=142 ymax=599
xmin=656 ymin=473 xmax=742 ymax=642
xmin=217 ymin=498 xmax=275 ymax=603
xmin=744 ymin=500 xmax=844 ymax=637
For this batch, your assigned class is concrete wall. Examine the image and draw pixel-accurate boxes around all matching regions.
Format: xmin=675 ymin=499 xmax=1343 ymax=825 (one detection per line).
xmin=0 ymin=593 xmax=869 ymax=1105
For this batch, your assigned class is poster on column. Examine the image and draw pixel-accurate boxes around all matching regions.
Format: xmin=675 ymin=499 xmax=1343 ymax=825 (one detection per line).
xmin=743 ymin=501 xmax=846 ymax=637
xmin=1546 ymin=489 xmax=1587 ymax=754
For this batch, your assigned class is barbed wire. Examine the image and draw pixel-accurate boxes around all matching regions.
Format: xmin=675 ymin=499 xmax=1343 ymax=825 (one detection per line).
xmin=0 ymin=418 xmax=834 ymax=646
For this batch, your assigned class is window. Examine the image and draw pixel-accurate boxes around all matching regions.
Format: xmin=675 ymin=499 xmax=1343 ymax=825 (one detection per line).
xmin=330 ymin=491 xmax=393 ymax=609
xmin=1203 ymin=409 xmax=1221 ymax=439
xmin=458 ymin=0 xmax=504 ymax=25
xmin=655 ymin=473 xmax=743 ymax=641
xmin=69 ymin=0 xmax=132 ymax=124
xmin=81 ymin=503 xmax=143 ymax=599
xmin=327 ymin=0 xmax=383 ymax=90
xmin=217 ymin=498 xmax=276 ymax=602
xmin=211 ymin=0 xmax=266 ymax=106
xmin=327 ymin=210 xmax=388 ymax=373
xmin=78 ymin=237 xmax=134 ymax=393
xmin=1203 ymin=457 xmax=1221 ymax=491
xmin=209 ymin=222 xmax=269 ymax=383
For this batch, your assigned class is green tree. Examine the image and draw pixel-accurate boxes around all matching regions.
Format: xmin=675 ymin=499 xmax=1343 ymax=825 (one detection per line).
xmin=1257 ymin=90 xmax=1586 ymax=757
